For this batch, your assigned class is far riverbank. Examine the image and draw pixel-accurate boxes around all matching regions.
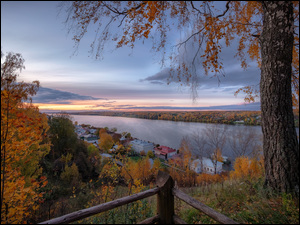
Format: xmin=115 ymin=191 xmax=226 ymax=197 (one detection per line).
xmin=69 ymin=110 xmax=299 ymax=127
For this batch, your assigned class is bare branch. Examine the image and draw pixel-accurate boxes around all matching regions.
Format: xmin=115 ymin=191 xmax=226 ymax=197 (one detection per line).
xmin=216 ymin=1 xmax=231 ymax=18
xmin=190 ymin=1 xmax=206 ymax=16
xmin=175 ymin=27 xmax=205 ymax=50
xmin=251 ymin=34 xmax=260 ymax=38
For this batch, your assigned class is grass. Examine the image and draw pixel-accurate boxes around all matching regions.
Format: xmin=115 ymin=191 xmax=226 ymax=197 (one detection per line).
xmin=50 ymin=175 xmax=299 ymax=224
xmin=176 ymin=178 xmax=299 ymax=224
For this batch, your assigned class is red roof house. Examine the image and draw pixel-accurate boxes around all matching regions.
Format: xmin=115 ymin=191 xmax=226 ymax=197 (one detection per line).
xmin=154 ymin=146 xmax=177 ymax=160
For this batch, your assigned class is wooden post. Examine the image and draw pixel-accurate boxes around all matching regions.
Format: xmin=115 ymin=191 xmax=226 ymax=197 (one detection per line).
xmin=156 ymin=171 xmax=174 ymax=224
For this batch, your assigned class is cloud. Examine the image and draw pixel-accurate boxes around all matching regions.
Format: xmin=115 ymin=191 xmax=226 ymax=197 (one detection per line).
xmin=32 ymin=86 xmax=106 ymax=104
xmin=140 ymin=35 xmax=261 ymax=92
xmin=140 ymin=68 xmax=172 ymax=83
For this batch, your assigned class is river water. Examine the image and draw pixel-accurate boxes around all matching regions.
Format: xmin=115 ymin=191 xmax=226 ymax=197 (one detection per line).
xmin=71 ymin=115 xmax=267 ymax=160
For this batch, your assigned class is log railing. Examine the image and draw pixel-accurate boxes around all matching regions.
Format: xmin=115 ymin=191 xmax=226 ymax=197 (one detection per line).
xmin=39 ymin=171 xmax=238 ymax=224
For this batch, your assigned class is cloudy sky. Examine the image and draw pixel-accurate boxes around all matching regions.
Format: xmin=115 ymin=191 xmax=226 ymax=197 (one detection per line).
xmin=1 ymin=1 xmax=261 ymax=111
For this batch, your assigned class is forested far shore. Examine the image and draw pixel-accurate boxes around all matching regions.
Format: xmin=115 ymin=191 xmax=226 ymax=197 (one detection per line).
xmin=69 ymin=110 xmax=299 ymax=127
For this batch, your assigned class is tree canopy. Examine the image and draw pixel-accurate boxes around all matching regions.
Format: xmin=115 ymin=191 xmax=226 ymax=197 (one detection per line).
xmin=61 ymin=1 xmax=299 ymax=194
xmin=1 ymin=51 xmax=50 ymax=223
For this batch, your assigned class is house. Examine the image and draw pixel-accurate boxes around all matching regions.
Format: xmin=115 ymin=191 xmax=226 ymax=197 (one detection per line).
xmin=154 ymin=146 xmax=177 ymax=160
xmin=81 ymin=134 xmax=98 ymax=144
xmin=234 ymin=120 xmax=245 ymax=124
xmin=130 ymin=139 xmax=155 ymax=154
xmin=89 ymin=128 xmax=97 ymax=134
xmin=191 ymin=157 xmax=223 ymax=175
xmin=100 ymin=153 xmax=113 ymax=159
xmin=75 ymin=125 xmax=88 ymax=137
xmin=191 ymin=159 xmax=202 ymax=174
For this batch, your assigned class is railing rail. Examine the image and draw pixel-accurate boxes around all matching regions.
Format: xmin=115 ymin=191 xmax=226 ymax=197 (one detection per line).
xmin=39 ymin=187 xmax=160 ymax=224
xmin=39 ymin=171 xmax=239 ymax=224
xmin=172 ymin=188 xmax=238 ymax=224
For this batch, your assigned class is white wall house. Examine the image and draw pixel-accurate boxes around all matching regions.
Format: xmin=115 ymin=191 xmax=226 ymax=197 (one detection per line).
xmin=191 ymin=157 xmax=223 ymax=175
xmin=191 ymin=159 xmax=202 ymax=173
xmin=130 ymin=139 xmax=154 ymax=154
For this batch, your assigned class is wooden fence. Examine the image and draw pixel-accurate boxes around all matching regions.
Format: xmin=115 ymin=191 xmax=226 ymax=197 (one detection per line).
xmin=39 ymin=171 xmax=238 ymax=224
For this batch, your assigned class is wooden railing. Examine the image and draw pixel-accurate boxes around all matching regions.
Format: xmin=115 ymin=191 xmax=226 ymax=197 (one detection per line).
xmin=39 ymin=171 xmax=238 ymax=224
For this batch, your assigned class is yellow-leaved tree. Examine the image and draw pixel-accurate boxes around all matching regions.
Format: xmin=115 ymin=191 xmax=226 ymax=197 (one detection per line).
xmin=230 ymin=156 xmax=264 ymax=180
xmin=61 ymin=1 xmax=299 ymax=194
xmin=98 ymin=131 xmax=114 ymax=152
xmin=1 ymin=51 xmax=50 ymax=223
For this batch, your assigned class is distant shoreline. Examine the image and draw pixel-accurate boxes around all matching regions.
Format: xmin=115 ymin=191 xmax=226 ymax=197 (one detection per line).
xmin=66 ymin=110 xmax=299 ymax=127
xmin=68 ymin=110 xmax=264 ymax=126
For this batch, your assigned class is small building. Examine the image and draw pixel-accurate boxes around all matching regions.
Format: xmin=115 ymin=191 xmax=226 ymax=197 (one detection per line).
xmin=191 ymin=157 xmax=223 ymax=175
xmin=130 ymin=139 xmax=155 ymax=154
xmin=81 ymin=134 xmax=98 ymax=144
xmin=155 ymin=146 xmax=177 ymax=160
xmin=75 ymin=125 xmax=88 ymax=137
xmin=234 ymin=120 xmax=245 ymax=124
xmin=100 ymin=153 xmax=113 ymax=159
xmin=89 ymin=128 xmax=97 ymax=134
xmin=191 ymin=159 xmax=203 ymax=174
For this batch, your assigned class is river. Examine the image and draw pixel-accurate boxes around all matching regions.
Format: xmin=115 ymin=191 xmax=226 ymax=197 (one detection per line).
xmin=71 ymin=115 xmax=268 ymax=160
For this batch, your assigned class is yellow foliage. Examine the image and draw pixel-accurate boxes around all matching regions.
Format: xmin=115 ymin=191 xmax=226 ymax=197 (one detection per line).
xmin=1 ymin=52 xmax=50 ymax=223
xmin=60 ymin=162 xmax=81 ymax=187
xmin=99 ymin=132 xmax=114 ymax=152
xmin=121 ymin=157 xmax=153 ymax=185
xmin=230 ymin=156 xmax=264 ymax=180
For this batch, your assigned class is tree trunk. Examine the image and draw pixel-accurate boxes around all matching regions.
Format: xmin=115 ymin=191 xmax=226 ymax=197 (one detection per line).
xmin=260 ymin=1 xmax=299 ymax=194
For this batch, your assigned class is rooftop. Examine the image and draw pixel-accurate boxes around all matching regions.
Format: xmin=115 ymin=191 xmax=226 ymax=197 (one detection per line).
xmin=155 ymin=146 xmax=176 ymax=153
xmin=130 ymin=139 xmax=154 ymax=145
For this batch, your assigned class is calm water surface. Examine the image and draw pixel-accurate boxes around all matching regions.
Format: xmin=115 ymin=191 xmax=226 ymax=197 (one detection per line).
xmin=71 ymin=115 xmax=265 ymax=159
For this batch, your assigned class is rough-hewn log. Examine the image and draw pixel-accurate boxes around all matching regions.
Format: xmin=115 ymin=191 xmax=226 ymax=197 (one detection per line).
xmin=173 ymin=215 xmax=187 ymax=224
xmin=138 ymin=215 xmax=160 ymax=224
xmin=156 ymin=171 xmax=174 ymax=224
xmin=172 ymin=188 xmax=238 ymax=224
xmin=39 ymin=187 xmax=160 ymax=224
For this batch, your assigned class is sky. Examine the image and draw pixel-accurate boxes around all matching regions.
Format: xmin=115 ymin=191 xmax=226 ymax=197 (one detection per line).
xmin=1 ymin=1 xmax=261 ymax=112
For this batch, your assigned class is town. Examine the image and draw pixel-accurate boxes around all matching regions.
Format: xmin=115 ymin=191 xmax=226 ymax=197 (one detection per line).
xmin=75 ymin=122 xmax=231 ymax=175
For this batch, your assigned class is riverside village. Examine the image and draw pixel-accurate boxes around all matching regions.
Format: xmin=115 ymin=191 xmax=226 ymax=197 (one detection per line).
xmin=75 ymin=122 xmax=231 ymax=175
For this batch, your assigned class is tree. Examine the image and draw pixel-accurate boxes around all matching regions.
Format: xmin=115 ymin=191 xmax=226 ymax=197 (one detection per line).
xmin=99 ymin=132 xmax=114 ymax=152
xmin=125 ymin=132 xmax=132 ymax=139
xmin=147 ymin=150 xmax=155 ymax=158
xmin=48 ymin=113 xmax=77 ymax=159
xmin=140 ymin=150 xmax=146 ymax=156
xmin=60 ymin=154 xmax=81 ymax=188
xmin=1 ymin=51 xmax=50 ymax=223
xmin=230 ymin=156 xmax=264 ymax=180
xmin=179 ymin=136 xmax=192 ymax=170
xmin=259 ymin=2 xmax=299 ymax=194
xmin=227 ymin=126 xmax=260 ymax=158
xmin=204 ymin=125 xmax=227 ymax=157
xmin=61 ymin=1 xmax=299 ymax=194
xmin=190 ymin=130 xmax=207 ymax=173
xmin=210 ymin=147 xmax=223 ymax=175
